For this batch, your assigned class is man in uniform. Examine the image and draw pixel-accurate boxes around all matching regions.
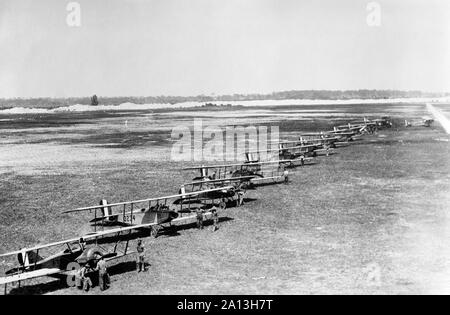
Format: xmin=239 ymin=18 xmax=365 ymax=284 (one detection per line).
xmin=211 ymin=208 xmax=219 ymax=232
xmin=96 ymin=257 xmax=110 ymax=291
xmin=196 ymin=209 xmax=204 ymax=230
xmin=325 ymin=144 xmax=330 ymax=156
xmin=237 ymin=191 xmax=245 ymax=207
xmin=136 ymin=239 xmax=146 ymax=272
xmin=79 ymin=237 xmax=86 ymax=251
xmin=300 ymin=155 xmax=305 ymax=167
xmin=283 ymin=169 xmax=289 ymax=183
xmin=81 ymin=264 xmax=93 ymax=292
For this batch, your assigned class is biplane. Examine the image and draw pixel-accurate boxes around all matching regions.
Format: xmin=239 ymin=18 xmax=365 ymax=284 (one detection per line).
xmin=177 ymin=176 xmax=255 ymax=207
xmin=333 ymin=124 xmax=371 ymax=137
xmin=182 ymin=158 xmax=300 ymax=186
xmin=347 ymin=117 xmax=393 ymax=130
xmin=302 ymin=127 xmax=364 ymax=142
xmin=292 ymin=120 xmax=380 ymax=147
xmin=405 ymin=117 xmax=434 ymax=127
xmin=333 ymin=117 xmax=389 ymax=136
xmin=297 ymin=132 xmax=349 ymax=146
xmin=62 ymin=187 xmax=235 ymax=237
xmin=243 ymin=151 xmax=315 ymax=165
xmin=0 ymin=223 xmax=156 ymax=294
xmin=371 ymin=116 xmax=393 ymax=128
xmin=246 ymin=143 xmax=332 ymax=160
xmin=297 ymin=135 xmax=344 ymax=148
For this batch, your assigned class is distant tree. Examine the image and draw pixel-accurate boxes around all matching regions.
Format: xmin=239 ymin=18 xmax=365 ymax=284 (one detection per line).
xmin=91 ymin=94 xmax=99 ymax=106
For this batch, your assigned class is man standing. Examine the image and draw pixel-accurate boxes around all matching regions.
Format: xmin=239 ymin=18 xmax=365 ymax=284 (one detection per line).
xmin=79 ymin=237 xmax=86 ymax=251
xmin=96 ymin=257 xmax=110 ymax=291
xmin=283 ymin=170 xmax=289 ymax=183
xmin=211 ymin=208 xmax=219 ymax=232
xmin=196 ymin=209 xmax=204 ymax=230
xmin=81 ymin=264 xmax=93 ymax=292
xmin=325 ymin=144 xmax=330 ymax=156
xmin=237 ymin=191 xmax=245 ymax=207
xmin=136 ymin=239 xmax=146 ymax=272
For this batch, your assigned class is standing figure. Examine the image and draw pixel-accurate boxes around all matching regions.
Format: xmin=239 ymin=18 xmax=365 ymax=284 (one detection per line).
xmin=325 ymin=145 xmax=330 ymax=156
xmin=196 ymin=209 xmax=204 ymax=230
xmin=81 ymin=264 xmax=93 ymax=292
xmin=237 ymin=191 xmax=245 ymax=207
xmin=79 ymin=237 xmax=86 ymax=251
xmin=283 ymin=170 xmax=289 ymax=183
xmin=211 ymin=208 xmax=219 ymax=232
xmin=96 ymin=257 xmax=110 ymax=291
xmin=136 ymin=239 xmax=146 ymax=272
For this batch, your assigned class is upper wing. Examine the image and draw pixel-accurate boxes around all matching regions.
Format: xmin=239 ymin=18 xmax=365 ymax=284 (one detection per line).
xmin=62 ymin=186 xmax=235 ymax=214
xmin=0 ymin=237 xmax=82 ymax=258
xmin=246 ymin=144 xmax=318 ymax=154
xmin=181 ymin=162 xmax=248 ymax=170
xmin=182 ymin=159 xmax=308 ymax=172
xmin=184 ymin=176 xmax=255 ymax=186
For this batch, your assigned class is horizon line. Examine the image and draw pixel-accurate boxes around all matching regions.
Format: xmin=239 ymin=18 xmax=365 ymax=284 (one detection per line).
xmin=1 ymin=89 xmax=450 ymax=100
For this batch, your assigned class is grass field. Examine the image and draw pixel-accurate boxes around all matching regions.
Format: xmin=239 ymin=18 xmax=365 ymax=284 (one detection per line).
xmin=0 ymin=103 xmax=449 ymax=294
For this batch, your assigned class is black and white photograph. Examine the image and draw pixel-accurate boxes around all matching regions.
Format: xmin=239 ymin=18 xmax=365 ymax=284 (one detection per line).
xmin=0 ymin=0 xmax=449 ymax=298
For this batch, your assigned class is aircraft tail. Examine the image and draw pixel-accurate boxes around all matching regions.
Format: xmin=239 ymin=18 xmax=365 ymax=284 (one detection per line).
xmin=99 ymin=199 xmax=117 ymax=223
xmin=17 ymin=250 xmax=43 ymax=267
xmin=179 ymin=185 xmax=186 ymax=198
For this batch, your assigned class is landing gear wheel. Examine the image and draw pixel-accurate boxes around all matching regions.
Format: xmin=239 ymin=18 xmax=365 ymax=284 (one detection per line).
xmin=219 ymin=201 xmax=226 ymax=210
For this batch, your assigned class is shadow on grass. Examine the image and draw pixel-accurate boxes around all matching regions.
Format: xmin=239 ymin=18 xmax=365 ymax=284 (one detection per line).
xmin=7 ymin=279 xmax=67 ymax=295
xmin=159 ymin=216 xmax=234 ymax=237
xmin=108 ymin=260 xmax=139 ymax=276
xmin=252 ymin=181 xmax=289 ymax=187
xmin=285 ymin=162 xmax=318 ymax=169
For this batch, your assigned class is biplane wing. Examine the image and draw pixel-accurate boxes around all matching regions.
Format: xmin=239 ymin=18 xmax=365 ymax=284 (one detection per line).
xmin=181 ymin=159 xmax=309 ymax=181
xmin=181 ymin=160 xmax=290 ymax=170
xmin=182 ymin=162 xmax=250 ymax=170
xmin=245 ymin=144 xmax=317 ymax=154
xmin=300 ymin=132 xmax=328 ymax=136
xmin=61 ymin=186 xmax=236 ymax=214
xmin=272 ymin=136 xmax=340 ymax=144
xmin=184 ymin=176 xmax=255 ymax=186
xmin=173 ymin=185 xmax=235 ymax=204
xmin=0 ymin=237 xmax=82 ymax=258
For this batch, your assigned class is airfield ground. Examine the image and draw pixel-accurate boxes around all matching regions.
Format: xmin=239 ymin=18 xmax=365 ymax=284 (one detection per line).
xmin=0 ymin=103 xmax=449 ymax=294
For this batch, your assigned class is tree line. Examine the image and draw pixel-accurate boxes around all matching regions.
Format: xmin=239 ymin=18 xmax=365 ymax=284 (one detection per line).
xmin=0 ymin=90 xmax=448 ymax=109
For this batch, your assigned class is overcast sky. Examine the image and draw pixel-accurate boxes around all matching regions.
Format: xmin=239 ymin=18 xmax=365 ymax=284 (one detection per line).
xmin=0 ymin=0 xmax=449 ymax=98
